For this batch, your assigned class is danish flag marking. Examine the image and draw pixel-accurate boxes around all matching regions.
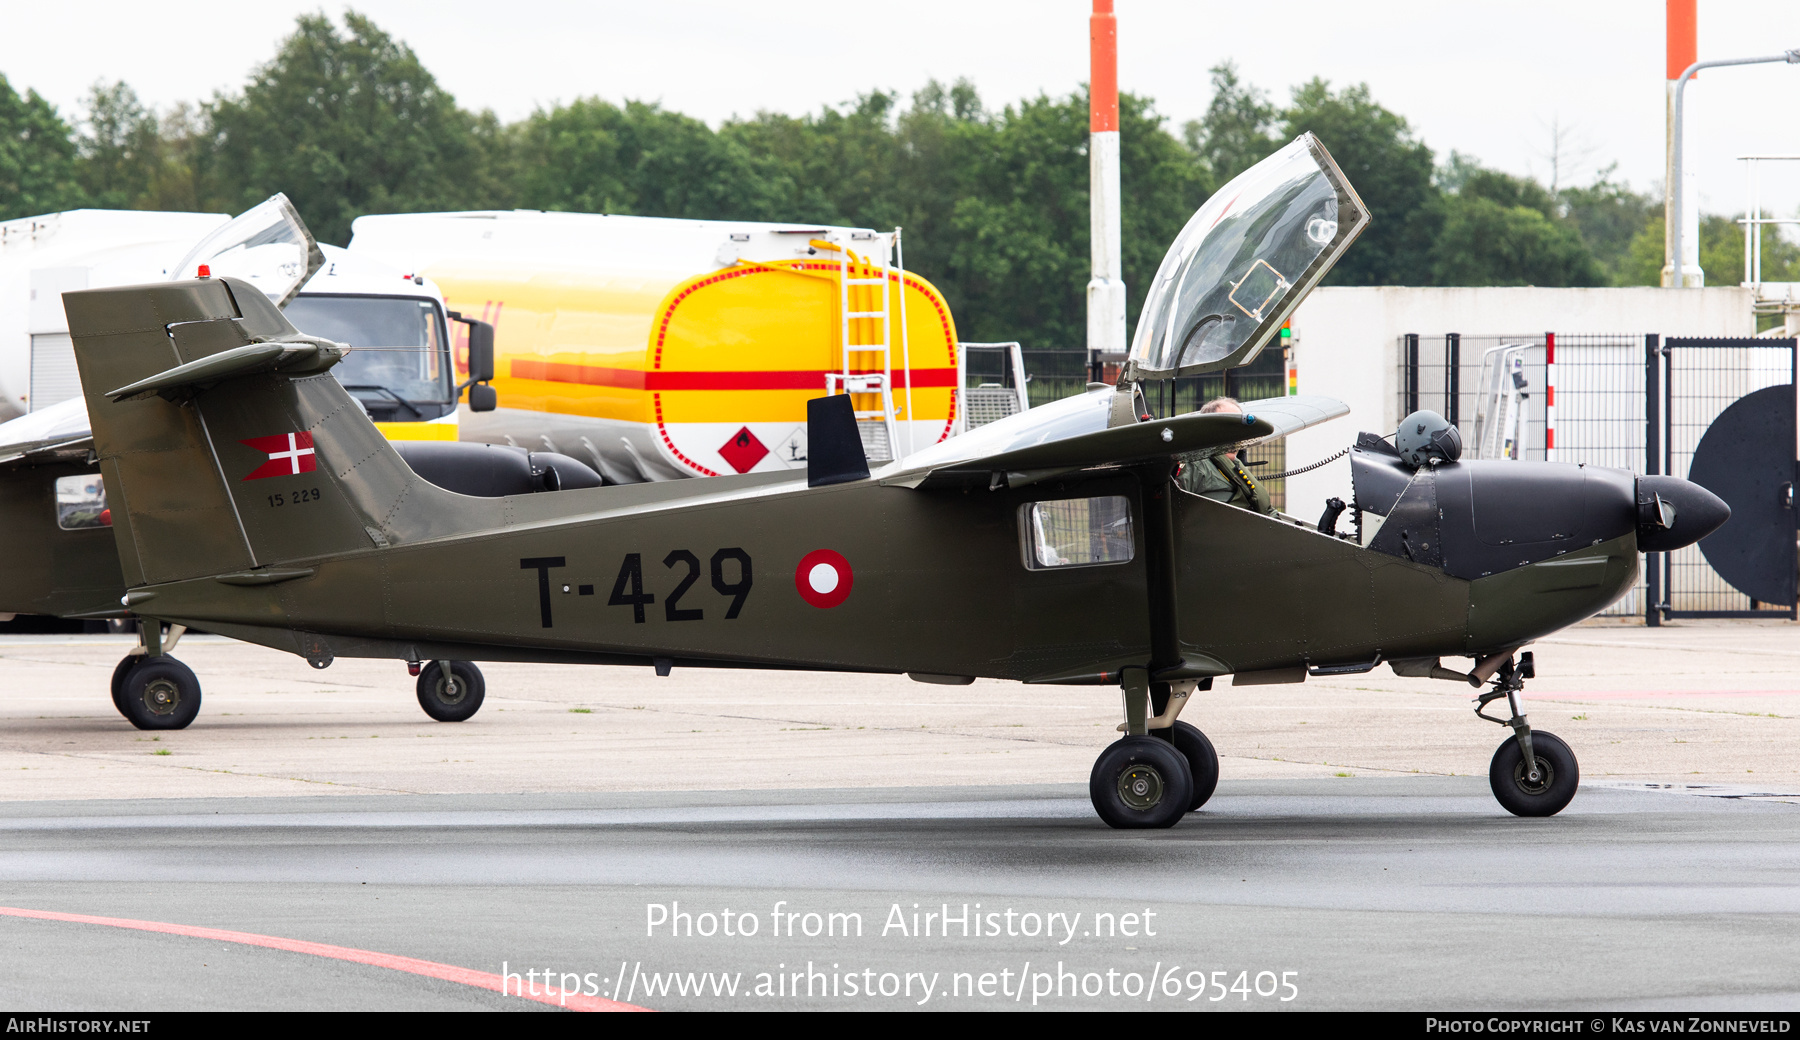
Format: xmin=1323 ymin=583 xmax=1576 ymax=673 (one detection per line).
xmin=242 ymin=432 xmax=317 ymax=481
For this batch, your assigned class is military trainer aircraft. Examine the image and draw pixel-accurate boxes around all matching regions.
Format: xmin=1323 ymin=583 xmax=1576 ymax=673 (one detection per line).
xmin=55 ymin=135 xmax=1728 ymax=826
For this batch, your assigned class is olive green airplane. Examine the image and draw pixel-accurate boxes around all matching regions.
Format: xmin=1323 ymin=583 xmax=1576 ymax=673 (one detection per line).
xmin=22 ymin=135 xmax=1731 ymax=827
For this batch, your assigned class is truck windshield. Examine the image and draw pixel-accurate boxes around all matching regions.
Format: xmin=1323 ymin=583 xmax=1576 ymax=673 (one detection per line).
xmin=284 ymin=295 xmax=454 ymax=407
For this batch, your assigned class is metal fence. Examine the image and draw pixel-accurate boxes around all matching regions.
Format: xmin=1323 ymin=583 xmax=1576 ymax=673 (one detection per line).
xmin=1399 ymin=332 xmax=1650 ymax=617
xmin=1651 ymin=336 xmax=1796 ymax=619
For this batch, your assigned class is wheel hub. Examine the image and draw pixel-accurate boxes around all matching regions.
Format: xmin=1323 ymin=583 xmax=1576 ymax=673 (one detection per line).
xmin=1512 ymin=757 xmax=1554 ymax=796
xmin=1117 ymin=764 xmax=1165 ymax=811
xmin=142 ymin=679 xmax=180 ymax=716
xmin=436 ymin=676 xmax=465 ymax=706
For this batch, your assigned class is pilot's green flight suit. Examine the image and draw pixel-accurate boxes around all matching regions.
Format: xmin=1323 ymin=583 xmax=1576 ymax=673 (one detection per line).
xmin=1179 ymin=452 xmax=1273 ymax=515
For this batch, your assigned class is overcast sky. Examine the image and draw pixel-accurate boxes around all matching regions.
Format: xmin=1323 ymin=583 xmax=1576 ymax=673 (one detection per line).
xmin=10 ymin=1 xmax=1800 ymax=235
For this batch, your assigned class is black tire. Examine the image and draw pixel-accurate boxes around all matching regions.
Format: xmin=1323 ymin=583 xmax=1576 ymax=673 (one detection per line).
xmin=110 ymin=655 xmax=138 ymax=718
xmin=416 ymin=661 xmax=485 ymax=722
xmin=118 ymin=658 xmax=201 ymax=731
xmin=1489 ymin=730 xmax=1579 ymax=817
xmin=1089 ymin=736 xmax=1194 ymax=830
xmin=1155 ymin=721 xmax=1220 ymax=811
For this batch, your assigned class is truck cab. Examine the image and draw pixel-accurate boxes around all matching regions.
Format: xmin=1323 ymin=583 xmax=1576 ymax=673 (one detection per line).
xmin=286 ymin=246 xmax=461 ymax=442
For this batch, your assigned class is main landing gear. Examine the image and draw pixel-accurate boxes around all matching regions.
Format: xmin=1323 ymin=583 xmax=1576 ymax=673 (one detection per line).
xmin=1474 ymin=652 xmax=1579 ymax=817
xmin=111 ymin=622 xmax=201 ymax=731
xmin=1090 ymin=672 xmax=1220 ymax=829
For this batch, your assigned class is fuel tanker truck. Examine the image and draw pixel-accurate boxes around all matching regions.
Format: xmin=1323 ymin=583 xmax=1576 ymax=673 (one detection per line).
xmin=347 ymin=210 xmax=983 ymax=483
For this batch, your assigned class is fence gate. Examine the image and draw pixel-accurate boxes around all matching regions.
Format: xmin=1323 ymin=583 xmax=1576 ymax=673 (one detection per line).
xmin=1649 ymin=336 xmax=1798 ymax=622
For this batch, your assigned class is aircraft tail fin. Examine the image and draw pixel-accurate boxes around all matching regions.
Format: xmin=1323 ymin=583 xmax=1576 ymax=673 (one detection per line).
xmin=65 ymin=277 xmax=442 ymax=587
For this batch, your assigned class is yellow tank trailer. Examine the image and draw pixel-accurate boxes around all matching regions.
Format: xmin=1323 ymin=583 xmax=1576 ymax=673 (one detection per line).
xmin=349 ymin=212 xmax=961 ymax=482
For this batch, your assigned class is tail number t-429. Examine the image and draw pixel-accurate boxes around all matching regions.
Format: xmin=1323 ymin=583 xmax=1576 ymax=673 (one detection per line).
xmin=519 ymin=551 xmax=753 ymax=628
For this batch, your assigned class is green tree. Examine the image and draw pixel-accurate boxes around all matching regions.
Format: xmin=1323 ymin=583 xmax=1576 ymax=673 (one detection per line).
xmin=0 ymin=74 xmax=83 ymax=221
xmin=1427 ymin=158 xmax=1605 ymax=286
xmin=1622 ymin=212 xmax=1800 ymax=287
xmin=718 ymin=84 xmax=1205 ymax=349
xmin=1557 ymin=168 xmax=1657 ymax=285
xmin=208 ymin=11 xmax=495 ymax=244
xmin=1280 ymin=79 xmax=1438 ymax=285
xmin=139 ymin=102 xmax=217 ymax=213
xmin=1183 ymin=61 xmax=1278 ymax=187
xmin=722 ymin=90 xmax=911 ymax=228
xmin=74 ymin=81 xmax=165 ymax=210
xmin=513 ymin=99 xmax=789 ymax=220
xmin=930 ymin=90 xmax=1206 ymax=348
xmin=1431 ymin=195 xmax=1605 ymax=286
xmin=1456 ymin=165 xmax=1559 ymax=217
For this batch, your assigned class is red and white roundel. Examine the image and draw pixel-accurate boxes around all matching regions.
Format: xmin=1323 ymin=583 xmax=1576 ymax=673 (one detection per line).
xmin=795 ymin=549 xmax=853 ymax=609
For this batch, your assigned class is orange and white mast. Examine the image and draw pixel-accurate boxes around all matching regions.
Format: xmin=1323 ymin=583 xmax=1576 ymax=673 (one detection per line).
xmin=1087 ymin=1 xmax=1127 ymax=372
xmin=1663 ymin=0 xmax=1699 ymax=287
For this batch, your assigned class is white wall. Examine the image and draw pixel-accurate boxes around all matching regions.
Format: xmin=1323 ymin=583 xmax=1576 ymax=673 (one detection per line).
xmin=1282 ymin=286 xmax=1757 ymax=518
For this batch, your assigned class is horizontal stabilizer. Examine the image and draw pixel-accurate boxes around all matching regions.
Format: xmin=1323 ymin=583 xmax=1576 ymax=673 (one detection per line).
xmin=107 ymin=338 xmax=344 ymax=402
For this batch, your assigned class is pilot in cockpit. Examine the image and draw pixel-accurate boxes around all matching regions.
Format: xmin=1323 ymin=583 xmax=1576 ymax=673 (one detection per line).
xmin=1178 ymin=397 xmax=1273 ymax=515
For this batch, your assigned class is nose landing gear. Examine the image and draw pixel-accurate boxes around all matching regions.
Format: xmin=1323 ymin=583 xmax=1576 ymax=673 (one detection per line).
xmin=1475 ymin=652 xmax=1579 ymax=816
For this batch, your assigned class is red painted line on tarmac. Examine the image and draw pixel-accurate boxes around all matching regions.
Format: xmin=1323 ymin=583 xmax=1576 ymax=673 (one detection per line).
xmin=0 ymin=905 xmax=651 ymax=1012
xmin=1532 ymin=690 xmax=1800 ymax=701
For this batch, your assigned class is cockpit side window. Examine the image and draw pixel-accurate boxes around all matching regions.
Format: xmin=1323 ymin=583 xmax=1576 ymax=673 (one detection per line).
xmin=1019 ymin=497 xmax=1135 ymax=570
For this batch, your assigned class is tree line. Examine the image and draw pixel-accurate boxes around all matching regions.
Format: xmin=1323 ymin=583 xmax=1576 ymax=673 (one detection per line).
xmin=2 ymin=12 xmax=1792 ymax=350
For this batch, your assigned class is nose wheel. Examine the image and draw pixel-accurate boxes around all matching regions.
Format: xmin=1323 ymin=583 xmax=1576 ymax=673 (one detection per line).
xmin=1490 ymin=730 xmax=1579 ymax=816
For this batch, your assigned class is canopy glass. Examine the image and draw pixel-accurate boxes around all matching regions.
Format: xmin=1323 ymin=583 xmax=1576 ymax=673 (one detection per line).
xmin=1129 ymin=133 xmax=1369 ymax=378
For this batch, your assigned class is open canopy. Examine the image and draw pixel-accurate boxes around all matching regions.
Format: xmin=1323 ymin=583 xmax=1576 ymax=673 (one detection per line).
xmin=169 ymin=194 xmax=324 ymax=309
xmin=1129 ymin=133 xmax=1369 ymax=379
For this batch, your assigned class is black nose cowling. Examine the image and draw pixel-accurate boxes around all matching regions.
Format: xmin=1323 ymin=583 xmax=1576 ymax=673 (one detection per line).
xmin=1636 ymin=475 xmax=1731 ymax=553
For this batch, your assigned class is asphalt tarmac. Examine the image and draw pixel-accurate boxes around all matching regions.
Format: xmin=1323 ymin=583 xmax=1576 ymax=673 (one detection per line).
xmin=1 ymin=778 xmax=1797 ymax=1012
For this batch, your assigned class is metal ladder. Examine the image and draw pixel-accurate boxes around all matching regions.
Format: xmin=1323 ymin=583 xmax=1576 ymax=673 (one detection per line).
xmin=822 ymin=233 xmax=905 ymax=462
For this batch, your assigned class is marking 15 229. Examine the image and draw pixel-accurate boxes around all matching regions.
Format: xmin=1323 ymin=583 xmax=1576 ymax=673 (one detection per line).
xmin=265 ymin=487 xmax=323 ymax=508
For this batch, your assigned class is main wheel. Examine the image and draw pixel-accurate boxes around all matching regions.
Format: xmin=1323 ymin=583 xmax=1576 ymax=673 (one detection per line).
xmin=1155 ymin=721 xmax=1220 ymax=811
xmin=110 ymin=655 xmax=139 ymax=718
xmin=416 ymin=661 xmax=485 ymax=722
xmin=1089 ymin=736 xmax=1194 ymax=830
xmin=118 ymin=658 xmax=201 ymax=731
xmin=1489 ymin=730 xmax=1579 ymax=817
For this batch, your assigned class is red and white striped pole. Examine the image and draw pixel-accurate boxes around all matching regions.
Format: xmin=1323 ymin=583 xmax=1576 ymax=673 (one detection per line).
xmin=1087 ymin=1 xmax=1127 ymax=372
xmin=1544 ymin=331 xmax=1557 ymax=461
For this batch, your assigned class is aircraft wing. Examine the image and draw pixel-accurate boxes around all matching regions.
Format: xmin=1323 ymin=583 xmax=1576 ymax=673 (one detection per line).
xmin=885 ymin=390 xmax=1347 ymax=490
xmin=1227 ymin=394 xmax=1350 ymax=447
xmin=0 ymin=397 xmax=93 ymax=469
